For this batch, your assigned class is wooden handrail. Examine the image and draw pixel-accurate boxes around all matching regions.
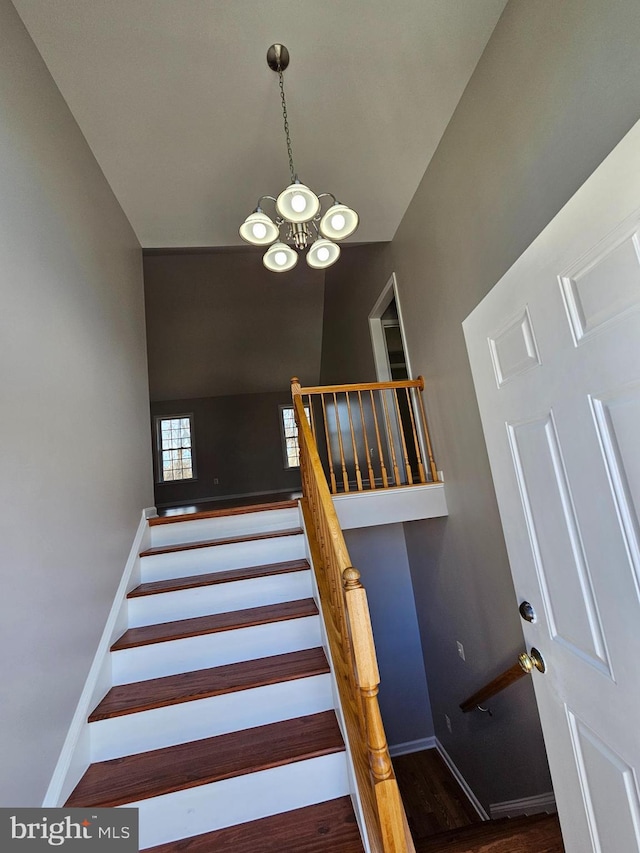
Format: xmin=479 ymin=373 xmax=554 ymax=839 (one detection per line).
xmin=294 ymin=378 xmax=425 ymax=395
xmin=293 ymin=394 xmax=415 ymax=853
xmin=459 ymin=661 xmax=528 ymax=713
xmin=291 ymin=377 xmax=439 ymax=493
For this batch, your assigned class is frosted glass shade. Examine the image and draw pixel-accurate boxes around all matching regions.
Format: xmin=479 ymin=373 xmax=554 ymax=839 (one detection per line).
xmin=239 ymin=210 xmax=280 ymax=246
xmin=307 ymin=238 xmax=340 ymax=269
xmin=263 ymin=241 xmax=298 ymax=272
xmin=319 ymin=203 xmax=359 ymax=241
xmin=276 ymin=183 xmax=320 ymax=223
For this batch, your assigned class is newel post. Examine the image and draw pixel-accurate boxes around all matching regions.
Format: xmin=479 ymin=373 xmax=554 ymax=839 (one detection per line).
xmin=290 ymin=376 xmax=302 ymax=397
xmin=343 ymin=567 xmax=393 ymax=782
xmin=344 ymin=567 xmax=411 ymax=852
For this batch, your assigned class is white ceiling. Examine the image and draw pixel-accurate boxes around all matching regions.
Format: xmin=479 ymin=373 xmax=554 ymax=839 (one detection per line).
xmin=13 ymin=0 xmax=507 ymax=249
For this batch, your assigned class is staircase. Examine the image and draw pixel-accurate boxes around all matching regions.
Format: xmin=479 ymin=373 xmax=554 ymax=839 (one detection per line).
xmin=65 ymin=501 xmax=365 ymax=852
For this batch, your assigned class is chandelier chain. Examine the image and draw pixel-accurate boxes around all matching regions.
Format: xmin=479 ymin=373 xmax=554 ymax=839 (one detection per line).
xmin=278 ymin=68 xmax=296 ymax=184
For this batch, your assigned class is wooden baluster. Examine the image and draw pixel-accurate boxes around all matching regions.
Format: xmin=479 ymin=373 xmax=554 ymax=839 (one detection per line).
xmin=416 ymin=377 xmax=439 ymax=482
xmin=369 ymin=390 xmax=389 ymax=489
xmin=380 ymin=390 xmax=401 ymax=486
xmin=345 ymin=392 xmax=363 ymax=491
xmin=358 ymin=391 xmax=376 ymax=489
xmin=320 ymin=393 xmax=338 ymax=494
xmin=307 ymin=394 xmax=317 ymax=440
xmin=392 ymin=388 xmax=413 ymax=485
xmin=405 ymin=387 xmax=426 ymax=483
xmin=333 ymin=392 xmax=350 ymax=492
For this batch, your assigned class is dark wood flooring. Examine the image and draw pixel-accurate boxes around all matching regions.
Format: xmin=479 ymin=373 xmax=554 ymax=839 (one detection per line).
xmin=145 ymin=796 xmax=364 ymax=853
xmin=155 ymin=491 xmax=302 ymax=520
xmin=111 ymin=598 xmax=318 ymax=651
xmin=129 ymin=558 xmax=310 ymax=598
xmin=66 ymin=710 xmax=344 ymax=809
xmin=414 ymin=813 xmax=563 ymax=852
xmin=139 ymin=527 xmax=303 ymax=558
xmin=90 ymin=647 xmax=330 ymax=722
xmin=393 ymin=749 xmax=563 ymax=853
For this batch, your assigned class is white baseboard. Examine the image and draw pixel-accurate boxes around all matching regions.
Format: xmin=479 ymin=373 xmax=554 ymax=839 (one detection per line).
xmin=42 ymin=509 xmax=152 ymax=806
xmin=435 ymin=739 xmax=490 ymax=821
xmin=490 ymin=791 xmax=557 ymax=819
xmin=389 ymin=737 xmax=437 ymax=757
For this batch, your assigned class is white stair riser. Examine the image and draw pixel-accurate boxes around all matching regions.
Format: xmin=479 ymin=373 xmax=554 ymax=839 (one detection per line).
xmin=129 ymin=752 xmax=350 ymax=850
xmin=127 ymin=571 xmax=313 ymax=628
xmin=141 ymin=535 xmax=305 ymax=583
xmin=149 ymin=508 xmax=300 ymax=548
xmin=111 ymin=616 xmax=322 ymax=685
xmin=90 ymin=674 xmax=333 ymax=762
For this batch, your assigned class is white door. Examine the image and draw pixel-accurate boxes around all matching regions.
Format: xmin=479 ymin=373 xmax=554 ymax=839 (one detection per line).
xmin=463 ymin=118 xmax=640 ymax=853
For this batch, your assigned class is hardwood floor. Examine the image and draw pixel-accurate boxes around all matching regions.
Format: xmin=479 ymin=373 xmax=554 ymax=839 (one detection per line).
xmin=66 ymin=711 xmax=343 ymax=808
xmin=393 ymin=749 xmax=481 ymax=838
xmin=414 ymin=813 xmax=563 ymax=852
xmin=111 ymin=598 xmax=319 ymax=651
xmin=89 ymin=647 xmax=330 ymax=722
xmin=145 ymin=797 xmax=364 ymax=853
xmin=393 ymin=749 xmax=564 ymax=853
xmin=154 ymin=491 xmax=303 ymax=520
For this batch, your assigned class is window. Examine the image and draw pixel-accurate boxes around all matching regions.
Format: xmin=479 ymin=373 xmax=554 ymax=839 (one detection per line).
xmin=155 ymin=415 xmax=195 ymax=482
xmin=280 ymin=405 xmax=309 ymax=469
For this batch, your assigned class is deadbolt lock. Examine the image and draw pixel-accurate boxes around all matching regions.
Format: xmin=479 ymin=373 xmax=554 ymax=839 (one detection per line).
xmin=518 ymin=601 xmax=537 ymax=623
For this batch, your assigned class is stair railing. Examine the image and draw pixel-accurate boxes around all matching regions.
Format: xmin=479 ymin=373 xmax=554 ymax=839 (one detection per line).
xmin=292 ymin=393 xmax=415 ymax=853
xmin=291 ymin=377 xmax=439 ymax=495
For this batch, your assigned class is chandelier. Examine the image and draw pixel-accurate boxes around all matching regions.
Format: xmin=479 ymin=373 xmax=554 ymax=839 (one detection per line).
xmin=239 ymin=44 xmax=359 ymax=272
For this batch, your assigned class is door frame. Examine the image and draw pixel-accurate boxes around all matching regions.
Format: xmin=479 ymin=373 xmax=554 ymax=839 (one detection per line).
xmin=368 ymin=272 xmax=413 ymax=382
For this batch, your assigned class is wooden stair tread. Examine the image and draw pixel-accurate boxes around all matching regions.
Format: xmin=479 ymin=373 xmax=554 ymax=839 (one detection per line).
xmin=149 ymin=499 xmax=299 ymax=526
xmin=145 ymin=796 xmax=364 ymax=853
xmin=90 ymin=647 xmax=330 ymax=721
xmin=414 ymin=813 xmax=563 ymax=853
xmin=112 ymin=598 xmax=318 ymax=651
xmin=139 ymin=527 xmax=303 ymax=558
xmin=66 ymin=711 xmax=344 ymax=808
xmin=129 ymin=558 xmax=310 ymax=598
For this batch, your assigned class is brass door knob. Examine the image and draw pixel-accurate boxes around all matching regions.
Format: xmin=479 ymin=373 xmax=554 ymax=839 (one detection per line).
xmin=518 ymin=647 xmax=546 ymax=674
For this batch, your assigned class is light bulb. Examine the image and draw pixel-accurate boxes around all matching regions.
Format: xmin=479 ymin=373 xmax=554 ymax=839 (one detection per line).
xmin=252 ymin=222 xmax=267 ymax=239
xmin=291 ymin=194 xmax=307 ymax=213
xmin=330 ymin=213 xmax=346 ymax=231
xmin=274 ymin=251 xmax=288 ymax=266
xmin=316 ymin=246 xmax=330 ymax=262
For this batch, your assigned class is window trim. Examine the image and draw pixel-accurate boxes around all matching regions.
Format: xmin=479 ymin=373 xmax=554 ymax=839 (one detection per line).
xmin=279 ymin=404 xmax=309 ymax=470
xmin=154 ymin=413 xmax=197 ymax=484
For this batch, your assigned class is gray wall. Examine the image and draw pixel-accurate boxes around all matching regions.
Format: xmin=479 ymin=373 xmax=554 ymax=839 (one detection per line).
xmin=0 ymin=0 xmax=152 ymax=806
xmin=144 ymin=250 xmax=326 ymax=401
xmin=344 ymin=525 xmax=433 ymax=749
xmin=321 ymin=0 xmax=640 ymax=808
xmin=152 ymin=392 xmax=301 ymax=506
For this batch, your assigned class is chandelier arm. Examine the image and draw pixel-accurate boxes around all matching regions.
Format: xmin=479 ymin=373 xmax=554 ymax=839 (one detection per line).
xmin=317 ymin=192 xmax=337 ymax=205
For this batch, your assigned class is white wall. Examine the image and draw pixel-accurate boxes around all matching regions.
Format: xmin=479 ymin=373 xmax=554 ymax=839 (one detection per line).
xmin=144 ymin=250 xmax=326 ymax=401
xmin=0 ymin=0 xmax=153 ymax=805
xmin=344 ymin=524 xmax=433 ymax=749
xmin=321 ymin=0 xmax=640 ymax=808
